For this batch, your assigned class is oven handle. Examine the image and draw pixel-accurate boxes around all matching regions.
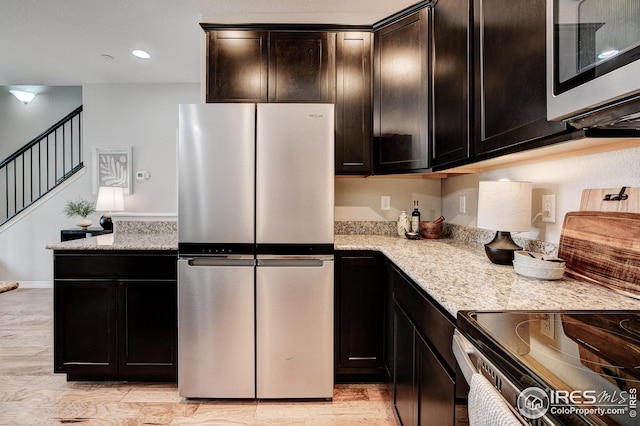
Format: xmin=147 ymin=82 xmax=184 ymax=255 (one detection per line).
xmin=452 ymin=329 xmax=478 ymax=385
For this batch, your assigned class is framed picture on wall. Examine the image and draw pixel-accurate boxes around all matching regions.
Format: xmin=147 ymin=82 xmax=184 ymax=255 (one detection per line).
xmin=93 ymin=146 xmax=132 ymax=194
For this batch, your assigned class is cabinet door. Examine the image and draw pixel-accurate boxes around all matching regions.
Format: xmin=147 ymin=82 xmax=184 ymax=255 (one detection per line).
xmin=206 ymin=30 xmax=268 ymax=102
xmin=335 ymin=32 xmax=373 ymax=175
xmin=54 ymin=280 xmax=117 ymax=377
xmin=416 ymin=332 xmax=455 ymax=426
xmin=473 ymin=0 xmax=567 ymax=157
xmin=118 ymin=280 xmax=177 ymax=380
xmin=374 ymin=8 xmax=430 ymax=173
xmin=336 ymin=252 xmax=383 ymax=379
xmin=431 ymin=0 xmax=472 ymax=168
xmin=394 ymin=302 xmax=416 ymax=426
xmin=383 ymin=259 xmax=395 ymax=387
xmin=268 ymin=32 xmax=335 ymax=103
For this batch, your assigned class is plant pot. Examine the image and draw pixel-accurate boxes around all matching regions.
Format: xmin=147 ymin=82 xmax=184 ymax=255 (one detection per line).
xmin=76 ymin=217 xmax=92 ymax=229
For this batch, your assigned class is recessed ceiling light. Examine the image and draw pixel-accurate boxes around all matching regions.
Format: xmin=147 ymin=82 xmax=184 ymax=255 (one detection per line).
xmin=132 ymin=49 xmax=150 ymax=59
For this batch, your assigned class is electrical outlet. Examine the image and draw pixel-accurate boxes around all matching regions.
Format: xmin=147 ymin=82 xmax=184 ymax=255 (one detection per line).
xmin=540 ymin=313 xmax=554 ymax=339
xmin=381 ymin=196 xmax=391 ymax=211
xmin=459 ymin=196 xmax=466 ymax=214
xmin=542 ymin=194 xmax=556 ymax=223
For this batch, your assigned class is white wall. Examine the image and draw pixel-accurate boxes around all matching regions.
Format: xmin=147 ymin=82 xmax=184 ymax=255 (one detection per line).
xmin=0 ymin=83 xmax=200 ymax=285
xmin=335 ymin=177 xmax=441 ymax=222
xmin=0 ymin=86 xmax=82 ymax=159
xmin=441 ymin=145 xmax=640 ymax=243
xmin=83 ymin=84 xmax=200 ymax=212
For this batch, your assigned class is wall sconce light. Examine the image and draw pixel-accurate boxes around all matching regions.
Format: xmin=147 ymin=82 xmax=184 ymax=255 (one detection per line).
xmin=9 ymin=89 xmax=36 ymax=104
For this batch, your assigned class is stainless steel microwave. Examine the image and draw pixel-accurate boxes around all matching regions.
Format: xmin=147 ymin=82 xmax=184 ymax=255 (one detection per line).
xmin=546 ymin=0 xmax=640 ymax=129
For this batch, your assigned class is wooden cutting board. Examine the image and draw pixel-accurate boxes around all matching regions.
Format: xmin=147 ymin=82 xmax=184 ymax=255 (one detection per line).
xmin=558 ymin=211 xmax=640 ymax=299
xmin=580 ymin=187 xmax=639 ymax=213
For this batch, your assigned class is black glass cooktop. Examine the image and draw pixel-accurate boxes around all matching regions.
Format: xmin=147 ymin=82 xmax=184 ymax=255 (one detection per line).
xmin=458 ymin=311 xmax=640 ymax=426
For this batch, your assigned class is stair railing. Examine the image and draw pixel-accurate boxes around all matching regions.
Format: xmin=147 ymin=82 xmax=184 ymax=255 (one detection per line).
xmin=1 ymin=106 xmax=83 ymax=226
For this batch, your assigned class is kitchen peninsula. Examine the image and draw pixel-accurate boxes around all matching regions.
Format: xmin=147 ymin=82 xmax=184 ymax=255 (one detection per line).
xmin=47 ymin=220 xmax=179 ymax=382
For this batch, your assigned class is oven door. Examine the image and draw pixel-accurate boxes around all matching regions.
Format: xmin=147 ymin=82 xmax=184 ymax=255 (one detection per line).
xmin=546 ymin=0 xmax=640 ymax=121
xmin=453 ymin=330 xmax=558 ymax=426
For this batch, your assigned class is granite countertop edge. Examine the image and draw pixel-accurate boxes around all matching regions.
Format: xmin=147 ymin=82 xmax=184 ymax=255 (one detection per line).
xmin=334 ymin=234 xmax=640 ymax=317
xmin=47 ymin=233 xmax=640 ymax=316
xmin=46 ymin=233 xmax=178 ymax=252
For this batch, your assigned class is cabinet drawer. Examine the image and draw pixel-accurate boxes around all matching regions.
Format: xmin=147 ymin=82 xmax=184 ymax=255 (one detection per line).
xmin=54 ymin=252 xmax=177 ymax=280
xmin=392 ymin=265 xmax=456 ymax=372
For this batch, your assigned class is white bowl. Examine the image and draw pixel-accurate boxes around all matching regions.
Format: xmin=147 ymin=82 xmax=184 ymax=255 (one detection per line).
xmin=513 ymin=259 xmax=566 ymax=280
xmin=514 ymin=251 xmax=565 ymax=268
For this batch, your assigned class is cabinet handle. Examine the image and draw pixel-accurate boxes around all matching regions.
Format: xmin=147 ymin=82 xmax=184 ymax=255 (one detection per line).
xmin=348 ymin=356 xmax=377 ymax=361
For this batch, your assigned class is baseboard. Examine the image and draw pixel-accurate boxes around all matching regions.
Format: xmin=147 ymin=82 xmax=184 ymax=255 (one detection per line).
xmin=18 ymin=281 xmax=53 ymax=289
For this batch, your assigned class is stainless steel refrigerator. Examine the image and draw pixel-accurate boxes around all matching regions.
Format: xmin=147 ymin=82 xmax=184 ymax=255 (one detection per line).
xmin=177 ymin=103 xmax=334 ymax=399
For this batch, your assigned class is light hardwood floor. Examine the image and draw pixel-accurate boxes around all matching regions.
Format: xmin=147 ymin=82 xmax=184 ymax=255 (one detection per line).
xmin=0 ymin=288 xmax=396 ymax=425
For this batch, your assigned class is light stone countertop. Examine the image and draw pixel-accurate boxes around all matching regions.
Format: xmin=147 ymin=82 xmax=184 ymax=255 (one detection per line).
xmin=335 ymin=234 xmax=640 ymax=317
xmin=46 ymin=231 xmax=640 ymax=316
xmin=46 ymin=232 xmax=178 ymax=251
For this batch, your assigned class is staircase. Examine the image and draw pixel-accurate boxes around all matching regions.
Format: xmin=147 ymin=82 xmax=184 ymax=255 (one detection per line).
xmin=1 ymin=106 xmax=83 ymax=226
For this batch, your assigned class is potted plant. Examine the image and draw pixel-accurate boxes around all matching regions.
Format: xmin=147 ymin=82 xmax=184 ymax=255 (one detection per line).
xmin=64 ymin=198 xmax=96 ymax=229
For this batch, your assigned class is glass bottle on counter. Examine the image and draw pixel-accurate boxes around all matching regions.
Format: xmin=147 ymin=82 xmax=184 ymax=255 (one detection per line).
xmin=397 ymin=210 xmax=409 ymax=236
xmin=411 ymin=200 xmax=421 ymax=232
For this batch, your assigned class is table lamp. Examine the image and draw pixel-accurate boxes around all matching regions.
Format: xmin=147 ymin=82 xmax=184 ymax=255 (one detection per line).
xmin=96 ymin=186 xmax=125 ymax=230
xmin=477 ymin=180 xmax=532 ymax=265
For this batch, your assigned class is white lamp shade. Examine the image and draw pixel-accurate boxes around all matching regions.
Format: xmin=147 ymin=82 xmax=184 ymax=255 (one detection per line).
xmin=96 ymin=187 xmax=125 ymax=212
xmin=477 ymin=181 xmax=532 ymax=232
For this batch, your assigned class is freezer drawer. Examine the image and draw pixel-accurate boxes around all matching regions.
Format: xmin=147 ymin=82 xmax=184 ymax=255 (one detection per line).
xmin=178 ymin=257 xmax=255 ymax=398
xmin=256 ymin=256 xmax=334 ymax=399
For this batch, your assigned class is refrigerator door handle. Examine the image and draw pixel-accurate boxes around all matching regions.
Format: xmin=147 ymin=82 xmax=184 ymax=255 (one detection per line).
xmin=186 ymin=257 xmax=256 ymax=267
xmin=257 ymin=257 xmax=332 ymax=268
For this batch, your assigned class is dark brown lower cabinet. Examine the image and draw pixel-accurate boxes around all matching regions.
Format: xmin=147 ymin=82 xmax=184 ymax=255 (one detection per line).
xmin=335 ymin=251 xmax=384 ymax=382
xmin=55 ymin=280 xmax=117 ymax=378
xmin=389 ymin=262 xmax=458 ymax=426
xmin=416 ymin=332 xmax=455 ymax=426
xmin=118 ymin=280 xmax=177 ymax=378
xmin=334 ymin=251 xmax=463 ymax=423
xmin=394 ymin=302 xmax=417 ymax=426
xmin=53 ymin=251 xmax=177 ymax=381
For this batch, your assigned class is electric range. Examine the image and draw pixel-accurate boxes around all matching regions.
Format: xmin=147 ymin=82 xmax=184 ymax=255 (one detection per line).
xmin=455 ymin=310 xmax=640 ymax=425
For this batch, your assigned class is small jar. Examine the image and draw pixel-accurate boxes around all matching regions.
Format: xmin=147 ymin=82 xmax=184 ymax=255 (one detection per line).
xmin=397 ymin=210 xmax=409 ymax=236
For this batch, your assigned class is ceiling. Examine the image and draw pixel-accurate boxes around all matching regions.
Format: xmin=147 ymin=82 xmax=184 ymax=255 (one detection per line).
xmin=1 ymin=0 xmax=419 ymax=87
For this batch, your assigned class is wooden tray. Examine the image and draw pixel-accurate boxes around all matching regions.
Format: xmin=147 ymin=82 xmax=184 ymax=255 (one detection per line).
xmin=558 ymin=211 xmax=640 ymax=299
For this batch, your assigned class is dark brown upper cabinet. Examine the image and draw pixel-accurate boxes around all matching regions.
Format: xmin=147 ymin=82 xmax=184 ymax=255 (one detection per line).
xmin=206 ymin=31 xmax=269 ymax=103
xmin=430 ymin=0 xmax=472 ymax=169
xmin=206 ymin=30 xmax=335 ymax=104
xmin=335 ymin=32 xmax=373 ymax=175
xmin=268 ymin=32 xmax=335 ymax=103
xmin=473 ymin=0 xmax=568 ymax=158
xmin=373 ymin=8 xmax=430 ymax=174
